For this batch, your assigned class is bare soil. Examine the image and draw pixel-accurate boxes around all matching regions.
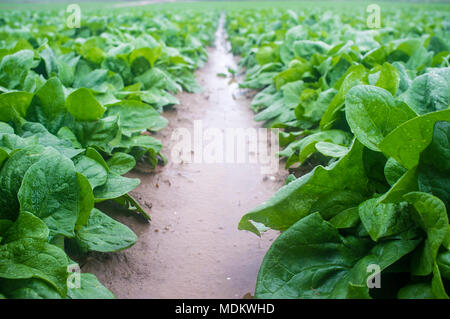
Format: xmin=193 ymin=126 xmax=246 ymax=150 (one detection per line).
xmin=82 ymin=16 xmax=287 ymax=299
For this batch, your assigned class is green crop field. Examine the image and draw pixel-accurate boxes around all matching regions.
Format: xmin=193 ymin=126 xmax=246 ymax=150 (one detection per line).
xmin=228 ymin=5 xmax=450 ymax=299
xmin=0 ymin=0 xmax=449 ymax=301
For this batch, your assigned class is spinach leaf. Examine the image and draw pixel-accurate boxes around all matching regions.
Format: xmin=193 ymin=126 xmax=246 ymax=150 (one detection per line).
xmin=75 ymin=208 xmax=137 ymax=253
xmin=379 ymin=109 xmax=450 ymax=169
xmin=404 ymin=192 xmax=448 ymax=276
xmin=18 ymin=154 xmax=81 ymax=238
xmin=239 ymin=140 xmax=368 ymax=235
xmin=417 ymin=121 xmax=450 ymax=208
xmin=345 ymin=85 xmax=416 ymax=151
xmin=255 ymin=212 xmax=419 ymax=298
xmin=0 ymin=145 xmax=59 ymax=220
xmin=0 ymin=211 xmax=68 ymax=297
xmin=67 ymin=273 xmax=115 ymax=299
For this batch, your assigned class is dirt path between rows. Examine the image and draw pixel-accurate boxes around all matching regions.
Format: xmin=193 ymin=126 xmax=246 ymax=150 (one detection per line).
xmin=82 ymin=14 xmax=287 ymax=299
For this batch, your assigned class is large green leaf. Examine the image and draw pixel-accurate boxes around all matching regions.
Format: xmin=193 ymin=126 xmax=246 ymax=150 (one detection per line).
xmin=93 ymin=172 xmax=140 ymax=202
xmin=67 ymin=273 xmax=115 ymax=299
xmin=404 ymin=192 xmax=448 ymax=276
xmin=74 ymin=155 xmax=108 ymax=189
xmin=21 ymin=122 xmax=84 ymax=159
xmin=358 ymin=198 xmax=414 ymax=242
xmin=379 ymin=109 xmax=450 ymax=169
xmin=255 ymin=212 xmax=419 ymax=298
xmin=107 ymin=152 xmax=136 ymax=175
xmin=374 ymin=62 xmax=400 ymax=96
xmin=417 ymin=121 xmax=450 ymax=208
xmin=0 ymin=145 xmax=59 ymax=220
xmin=0 ymin=278 xmax=62 ymax=299
xmin=404 ymin=71 xmax=449 ymax=115
xmin=437 ymin=250 xmax=450 ymax=279
xmin=239 ymin=140 xmax=368 ymax=235
xmin=0 ymin=133 xmax=27 ymax=155
xmin=0 ymin=91 xmax=34 ymax=123
xmin=75 ymin=173 xmax=94 ymax=231
xmin=71 ymin=116 xmax=120 ymax=153
xmin=18 ymin=154 xmax=81 ymax=238
xmin=0 ymin=50 xmax=35 ymax=89
xmin=0 ymin=211 xmax=68 ymax=297
xmin=26 ymin=77 xmax=68 ymax=134
xmin=320 ymin=64 xmax=368 ymax=130
xmin=106 ymin=100 xmax=168 ymax=135
xmin=384 ymin=157 xmax=407 ymax=186
xmin=66 ymin=88 xmax=106 ymax=121
xmin=345 ymin=85 xmax=416 ymax=151
xmin=75 ymin=208 xmax=137 ymax=253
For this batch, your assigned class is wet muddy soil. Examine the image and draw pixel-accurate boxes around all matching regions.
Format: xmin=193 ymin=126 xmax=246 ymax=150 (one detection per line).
xmin=82 ymin=15 xmax=288 ymax=299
